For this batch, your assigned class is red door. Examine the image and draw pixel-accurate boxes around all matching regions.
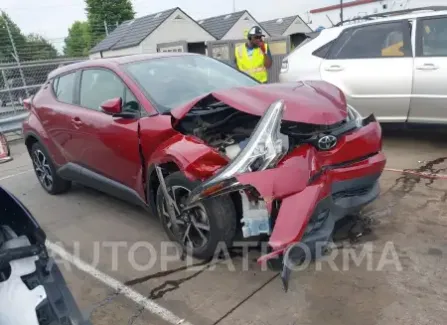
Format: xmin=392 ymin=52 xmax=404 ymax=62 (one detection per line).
xmin=68 ymin=68 xmax=142 ymax=190
xmin=34 ymin=71 xmax=81 ymax=165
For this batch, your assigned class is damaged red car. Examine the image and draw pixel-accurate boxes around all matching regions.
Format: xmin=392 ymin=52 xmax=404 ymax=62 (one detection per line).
xmin=23 ymin=53 xmax=386 ymax=280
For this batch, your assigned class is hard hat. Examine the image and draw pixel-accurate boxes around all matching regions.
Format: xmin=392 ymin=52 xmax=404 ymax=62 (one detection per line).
xmin=247 ymin=26 xmax=265 ymax=39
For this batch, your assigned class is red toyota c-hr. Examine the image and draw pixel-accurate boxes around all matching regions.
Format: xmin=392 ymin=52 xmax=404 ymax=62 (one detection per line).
xmin=23 ymin=53 xmax=386 ymax=282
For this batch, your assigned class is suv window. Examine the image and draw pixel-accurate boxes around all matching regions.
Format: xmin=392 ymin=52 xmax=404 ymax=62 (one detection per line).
xmin=313 ymin=40 xmax=335 ymax=58
xmin=418 ymin=16 xmax=447 ymax=56
xmin=54 ymin=72 xmax=76 ymax=104
xmin=80 ymin=69 xmax=139 ymax=112
xmin=329 ymin=21 xmax=411 ymax=59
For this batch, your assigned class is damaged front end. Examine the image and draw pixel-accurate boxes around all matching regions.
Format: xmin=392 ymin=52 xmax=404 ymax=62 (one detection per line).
xmin=160 ymin=92 xmax=385 ymax=292
xmin=184 ymin=99 xmax=288 ymax=208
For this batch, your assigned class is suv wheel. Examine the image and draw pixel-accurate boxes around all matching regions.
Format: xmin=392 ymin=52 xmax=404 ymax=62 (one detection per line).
xmin=156 ymin=172 xmax=237 ymax=260
xmin=30 ymin=142 xmax=71 ymax=194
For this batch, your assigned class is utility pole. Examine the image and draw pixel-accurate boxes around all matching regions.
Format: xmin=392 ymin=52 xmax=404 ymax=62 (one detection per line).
xmin=233 ymin=0 xmax=236 ymax=12
xmin=340 ymin=0 xmax=344 ymax=24
xmin=4 ymin=17 xmax=29 ymax=100
xmin=104 ymin=20 xmax=109 ymax=36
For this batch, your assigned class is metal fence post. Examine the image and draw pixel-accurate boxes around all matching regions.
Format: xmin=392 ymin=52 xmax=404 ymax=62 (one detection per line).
xmin=4 ymin=18 xmax=29 ymax=98
xmin=104 ymin=20 xmax=109 ymax=36
xmin=1 ymin=68 xmax=16 ymax=114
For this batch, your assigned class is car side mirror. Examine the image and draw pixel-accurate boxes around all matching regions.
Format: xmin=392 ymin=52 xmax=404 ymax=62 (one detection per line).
xmin=100 ymin=97 xmax=122 ymax=115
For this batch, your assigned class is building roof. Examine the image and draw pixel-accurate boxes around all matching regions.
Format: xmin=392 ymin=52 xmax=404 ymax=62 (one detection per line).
xmin=310 ymin=0 xmax=380 ymax=14
xmin=197 ymin=10 xmax=247 ymax=40
xmin=90 ymin=8 xmax=177 ymax=53
xmin=260 ymin=15 xmax=311 ymax=36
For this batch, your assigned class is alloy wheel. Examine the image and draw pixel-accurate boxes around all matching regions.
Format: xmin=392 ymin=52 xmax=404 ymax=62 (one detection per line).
xmin=161 ymin=185 xmax=211 ymax=250
xmin=32 ymin=149 xmax=53 ymax=191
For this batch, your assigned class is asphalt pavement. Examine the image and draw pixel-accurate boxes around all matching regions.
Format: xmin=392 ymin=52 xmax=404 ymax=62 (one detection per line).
xmin=1 ymin=128 xmax=446 ymax=325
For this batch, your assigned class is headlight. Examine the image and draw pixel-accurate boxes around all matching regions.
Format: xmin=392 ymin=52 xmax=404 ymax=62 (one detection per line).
xmin=347 ymin=104 xmax=362 ymax=127
xmin=185 ymin=100 xmax=288 ymax=207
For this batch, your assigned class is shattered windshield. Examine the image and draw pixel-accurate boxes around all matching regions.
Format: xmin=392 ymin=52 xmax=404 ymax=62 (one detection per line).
xmin=124 ymin=55 xmax=259 ymax=113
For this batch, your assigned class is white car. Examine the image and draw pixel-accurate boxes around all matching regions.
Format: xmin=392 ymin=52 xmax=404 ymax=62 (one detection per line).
xmin=279 ymin=7 xmax=447 ymax=124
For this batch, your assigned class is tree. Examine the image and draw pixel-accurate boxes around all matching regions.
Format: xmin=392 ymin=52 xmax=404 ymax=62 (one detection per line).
xmin=25 ymin=34 xmax=58 ymax=60
xmin=0 ymin=11 xmax=27 ymax=62
xmin=0 ymin=11 xmax=58 ymax=62
xmin=85 ymin=0 xmax=135 ymax=45
xmin=64 ymin=21 xmax=91 ymax=57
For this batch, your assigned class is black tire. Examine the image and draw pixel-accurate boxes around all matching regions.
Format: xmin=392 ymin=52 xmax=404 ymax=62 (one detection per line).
xmin=156 ymin=171 xmax=237 ymax=260
xmin=30 ymin=142 xmax=71 ymax=195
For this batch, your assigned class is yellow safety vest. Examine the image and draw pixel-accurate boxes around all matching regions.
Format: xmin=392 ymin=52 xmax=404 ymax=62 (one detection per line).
xmin=235 ymin=44 xmax=268 ymax=83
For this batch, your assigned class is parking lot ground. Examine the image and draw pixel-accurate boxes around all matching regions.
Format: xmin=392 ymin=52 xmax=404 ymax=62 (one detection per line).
xmin=1 ymin=129 xmax=447 ymax=325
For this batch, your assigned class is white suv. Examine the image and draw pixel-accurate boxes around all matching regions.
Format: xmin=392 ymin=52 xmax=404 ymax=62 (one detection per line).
xmin=279 ymin=7 xmax=447 ymax=124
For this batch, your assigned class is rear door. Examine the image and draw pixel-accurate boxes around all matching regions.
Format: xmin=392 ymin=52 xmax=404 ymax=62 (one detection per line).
xmin=408 ymin=15 xmax=447 ymax=123
xmin=71 ymin=68 xmax=142 ymax=189
xmin=320 ymin=20 xmax=413 ymax=122
xmin=36 ymin=71 xmax=79 ymax=163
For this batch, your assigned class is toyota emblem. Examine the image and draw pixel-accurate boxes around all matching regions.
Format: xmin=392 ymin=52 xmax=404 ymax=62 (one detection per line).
xmin=317 ymin=135 xmax=337 ymax=150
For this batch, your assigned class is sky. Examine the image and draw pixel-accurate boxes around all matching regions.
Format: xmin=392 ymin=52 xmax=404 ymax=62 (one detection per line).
xmin=1 ymin=0 xmax=337 ymax=52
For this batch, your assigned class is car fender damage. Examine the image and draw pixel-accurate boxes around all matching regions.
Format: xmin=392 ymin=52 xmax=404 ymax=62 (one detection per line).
xmin=153 ymin=81 xmax=385 ymax=291
xmin=148 ymin=133 xmax=229 ymax=181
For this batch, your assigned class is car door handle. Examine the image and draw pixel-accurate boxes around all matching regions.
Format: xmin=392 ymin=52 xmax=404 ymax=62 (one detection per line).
xmin=71 ymin=117 xmax=83 ymax=128
xmin=416 ymin=63 xmax=439 ymax=70
xmin=324 ymin=65 xmax=344 ymax=72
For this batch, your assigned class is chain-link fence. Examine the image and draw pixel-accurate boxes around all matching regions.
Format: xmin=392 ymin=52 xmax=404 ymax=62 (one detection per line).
xmin=0 ymin=15 xmax=118 ymax=137
xmin=0 ymin=58 xmax=86 ymax=134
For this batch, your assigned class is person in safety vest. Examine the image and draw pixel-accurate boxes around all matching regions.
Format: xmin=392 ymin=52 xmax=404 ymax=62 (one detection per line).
xmin=234 ymin=26 xmax=272 ymax=83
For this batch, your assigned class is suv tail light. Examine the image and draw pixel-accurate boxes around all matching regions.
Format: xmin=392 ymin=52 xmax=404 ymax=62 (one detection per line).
xmin=280 ymin=59 xmax=289 ymax=73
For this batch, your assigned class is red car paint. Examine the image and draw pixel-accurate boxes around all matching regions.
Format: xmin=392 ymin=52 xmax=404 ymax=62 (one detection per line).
xmin=23 ymin=53 xmax=385 ymax=263
xmin=171 ymin=80 xmax=348 ymax=125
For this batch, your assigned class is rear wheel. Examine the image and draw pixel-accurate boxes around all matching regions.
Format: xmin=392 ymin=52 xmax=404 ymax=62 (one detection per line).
xmin=31 ymin=142 xmax=71 ymax=195
xmin=156 ymin=172 xmax=237 ymax=260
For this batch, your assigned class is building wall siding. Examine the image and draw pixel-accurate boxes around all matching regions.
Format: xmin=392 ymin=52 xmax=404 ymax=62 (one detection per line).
xmin=222 ymin=12 xmax=269 ymax=40
xmin=141 ymin=8 xmax=216 ymax=53
xmin=283 ymin=17 xmax=312 ymax=36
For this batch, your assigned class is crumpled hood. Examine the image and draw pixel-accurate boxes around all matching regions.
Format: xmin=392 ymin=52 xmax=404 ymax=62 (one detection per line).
xmin=171 ymin=80 xmax=348 ymax=125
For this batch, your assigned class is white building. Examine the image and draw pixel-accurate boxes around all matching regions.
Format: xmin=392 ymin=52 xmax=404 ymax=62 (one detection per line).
xmin=260 ymin=15 xmax=312 ymax=47
xmin=307 ymin=0 xmax=447 ymax=30
xmin=198 ymin=10 xmax=270 ymax=40
xmin=89 ymin=7 xmax=216 ymax=59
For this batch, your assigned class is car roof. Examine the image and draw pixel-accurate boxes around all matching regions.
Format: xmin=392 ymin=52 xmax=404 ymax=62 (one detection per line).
xmin=328 ymin=9 xmax=447 ymax=33
xmin=48 ymin=52 xmax=200 ymax=79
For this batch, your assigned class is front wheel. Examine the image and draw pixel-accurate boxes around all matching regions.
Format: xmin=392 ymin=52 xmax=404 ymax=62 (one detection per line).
xmin=156 ymin=172 xmax=237 ymax=260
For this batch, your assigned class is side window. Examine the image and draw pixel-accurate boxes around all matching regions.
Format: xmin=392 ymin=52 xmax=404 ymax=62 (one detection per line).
xmin=54 ymin=73 xmax=76 ymax=104
xmin=329 ymin=22 xmax=411 ymax=59
xmin=418 ymin=17 xmax=447 ymax=56
xmin=80 ymin=69 xmax=125 ymax=111
xmin=312 ymin=40 xmax=335 ymax=58
xmin=123 ymin=87 xmax=140 ymax=113
xmin=52 ymin=78 xmax=59 ymax=94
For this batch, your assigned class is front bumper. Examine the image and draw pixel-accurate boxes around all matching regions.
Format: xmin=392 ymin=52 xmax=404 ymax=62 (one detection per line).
xmin=257 ymin=150 xmax=385 ymax=263
xmin=299 ymin=172 xmax=380 ymax=252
